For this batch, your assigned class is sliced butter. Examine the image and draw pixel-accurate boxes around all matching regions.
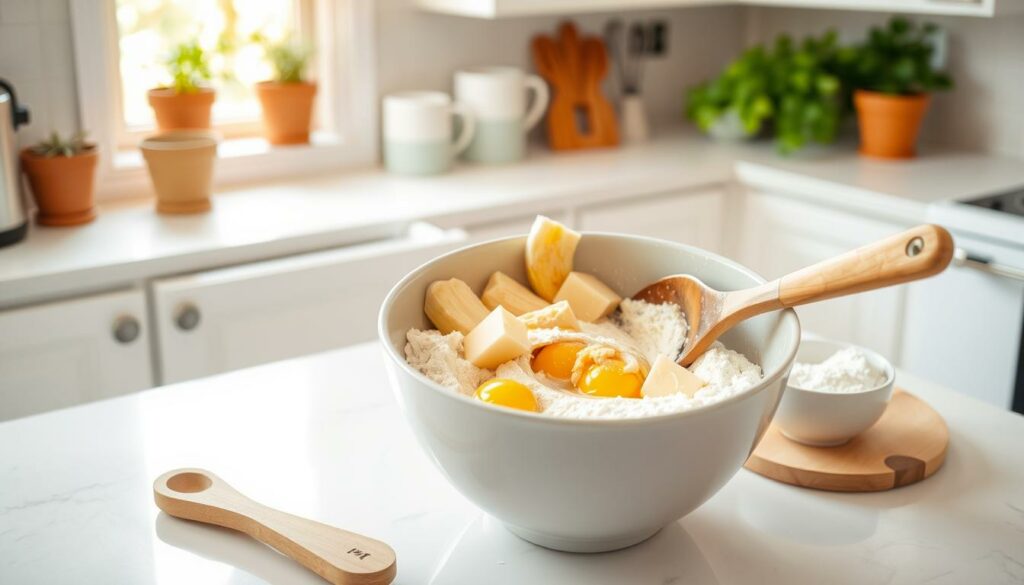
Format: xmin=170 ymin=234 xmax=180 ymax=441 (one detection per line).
xmin=641 ymin=354 xmax=706 ymax=398
xmin=464 ymin=307 xmax=531 ymax=369
xmin=518 ymin=300 xmax=580 ymax=331
xmin=553 ymin=271 xmax=622 ymax=322
xmin=481 ymin=271 xmax=548 ymax=316
xmin=424 ymin=278 xmax=489 ymax=335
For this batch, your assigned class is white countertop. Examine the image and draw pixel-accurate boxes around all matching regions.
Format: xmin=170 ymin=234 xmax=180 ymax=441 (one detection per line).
xmin=3 ymin=341 xmax=1023 ymax=584
xmin=3 ymin=130 xmax=1023 ymax=308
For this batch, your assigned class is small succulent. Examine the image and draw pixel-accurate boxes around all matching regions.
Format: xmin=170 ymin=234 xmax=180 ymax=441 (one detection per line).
xmin=31 ymin=131 xmax=92 ymax=158
xmin=253 ymin=33 xmax=313 ymax=84
xmin=166 ymin=40 xmax=212 ymax=93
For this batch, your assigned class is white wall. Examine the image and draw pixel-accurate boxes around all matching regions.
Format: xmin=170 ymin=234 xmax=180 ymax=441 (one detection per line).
xmin=375 ymin=1 xmax=746 ymax=127
xmin=0 ymin=0 xmax=80 ymax=149
xmin=745 ymin=7 xmax=1024 ymax=158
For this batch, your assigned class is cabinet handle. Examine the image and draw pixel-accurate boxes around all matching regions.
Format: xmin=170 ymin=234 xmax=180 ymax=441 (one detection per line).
xmin=112 ymin=315 xmax=141 ymax=344
xmin=953 ymin=248 xmax=1024 ymax=282
xmin=175 ymin=303 xmax=201 ymax=332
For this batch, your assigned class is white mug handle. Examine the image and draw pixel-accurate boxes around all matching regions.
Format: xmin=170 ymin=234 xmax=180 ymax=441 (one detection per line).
xmin=522 ymin=75 xmax=550 ymax=132
xmin=450 ymin=102 xmax=476 ymax=156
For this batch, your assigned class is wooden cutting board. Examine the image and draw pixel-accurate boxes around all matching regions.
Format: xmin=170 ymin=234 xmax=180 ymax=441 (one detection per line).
xmin=745 ymin=389 xmax=948 ymax=492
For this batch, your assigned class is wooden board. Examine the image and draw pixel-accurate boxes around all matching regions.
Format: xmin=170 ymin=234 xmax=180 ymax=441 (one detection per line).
xmin=745 ymin=389 xmax=948 ymax=492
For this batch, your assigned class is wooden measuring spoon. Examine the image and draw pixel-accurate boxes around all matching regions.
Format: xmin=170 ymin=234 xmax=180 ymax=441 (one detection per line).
xmin=154 ymin=468 xmax=397 ymax=585
xmin=633 ymin=224 xmax=954 ymax=366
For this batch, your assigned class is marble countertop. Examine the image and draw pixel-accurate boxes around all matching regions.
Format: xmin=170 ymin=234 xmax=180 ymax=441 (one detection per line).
xmin=3 ymin=341 xmax=1023 ymax=584
xmin=3 ymin=130 xmax=1023 ymax=308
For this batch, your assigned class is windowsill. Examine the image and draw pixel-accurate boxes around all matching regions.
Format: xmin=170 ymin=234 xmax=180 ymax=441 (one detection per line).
xmin=112 ymin=131 xmax=345 ymax=170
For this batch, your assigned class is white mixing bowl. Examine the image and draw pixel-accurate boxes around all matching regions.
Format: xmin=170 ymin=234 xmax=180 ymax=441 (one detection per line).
xmin=379 ymin=234 xmax=800 ymax=552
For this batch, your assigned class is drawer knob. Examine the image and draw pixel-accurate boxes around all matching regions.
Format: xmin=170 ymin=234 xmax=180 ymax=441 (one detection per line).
xmin=175 ymin=304 xmax=201 ymax=332
xmin=112 ymin=315 xmax=141 ymax=344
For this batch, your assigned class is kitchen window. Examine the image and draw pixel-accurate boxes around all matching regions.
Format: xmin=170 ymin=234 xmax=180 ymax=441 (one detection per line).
xmin=70 ymin=0 xmax=377 ymax=200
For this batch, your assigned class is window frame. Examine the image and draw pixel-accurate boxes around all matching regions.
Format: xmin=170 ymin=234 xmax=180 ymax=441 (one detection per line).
xmin=70 ymin=0 xmax=378 ymax=201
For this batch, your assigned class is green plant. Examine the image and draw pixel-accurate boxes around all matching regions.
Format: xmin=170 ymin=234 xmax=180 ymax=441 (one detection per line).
xmin=845 ymin=17 xmax=953 ymax=96
xmin=685 ymin=46 xmax=774 ymax=137
xmin=253 ymin=33 xmax=313 ymax=84
xmin=30 ymin=131 xmax=92 ymax=158
xmin=686 ymin=30 xmax=845 ymax=154
xmin=769 ymin=32 xmax=845 ymax=154
xmin=166 ymin=40 xmax=212 ymax=93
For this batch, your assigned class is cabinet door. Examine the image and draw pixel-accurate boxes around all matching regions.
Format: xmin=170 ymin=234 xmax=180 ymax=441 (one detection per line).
xmin=0 ymin=289 xmax=152 ymax=421
xmin=739 ymin=192 xmax=908 ymax=360
xmin=577 ymin=189 xmax=724 ymax=254
xmin=152 ymin=223 xmax=466 ymax=384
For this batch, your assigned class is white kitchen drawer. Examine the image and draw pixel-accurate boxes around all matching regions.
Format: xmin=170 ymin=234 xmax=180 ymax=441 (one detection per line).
xmin=739 ymin=191 xmax=909 ymax=360
xmin=151 ymin=223 xmax=467 ymax=384
xmin=577 ymin=188 xmax=724 ymax=254
xmin=0 ymin=289 xmax=153 ymax=421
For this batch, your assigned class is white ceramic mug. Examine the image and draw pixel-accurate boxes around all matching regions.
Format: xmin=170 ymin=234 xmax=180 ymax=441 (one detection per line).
xmin=383 ymin=91 xmax=475 ymax=176
xmin=454 ymin=67 xmax=549 ymax=164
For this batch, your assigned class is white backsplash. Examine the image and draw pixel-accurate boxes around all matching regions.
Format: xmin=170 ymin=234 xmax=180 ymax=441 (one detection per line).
xmin=4 ymin=0 xmax=1020 ymax=158
xmin=0 ymin=0 xmax=79 ymax=149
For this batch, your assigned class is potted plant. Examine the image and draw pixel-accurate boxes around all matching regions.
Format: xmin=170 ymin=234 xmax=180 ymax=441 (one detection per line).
xmin=847 ymin=17 xmax=953 ymax=159
xmin=686 ymin=31 xmax=845 ymax=154
xmin=147 ymin=41 xmax=216 ymax=131
xmin=20 ymin=131 xmax=98 ymax=226
xmin=253 ymin=35 xmax=316 ymax=145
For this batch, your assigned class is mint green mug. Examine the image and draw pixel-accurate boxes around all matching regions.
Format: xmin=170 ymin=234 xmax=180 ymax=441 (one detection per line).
xmin=383 ymin=91 xmax=476 ymax=176
xmin=454 ymin=67 xmax=549 ymax=164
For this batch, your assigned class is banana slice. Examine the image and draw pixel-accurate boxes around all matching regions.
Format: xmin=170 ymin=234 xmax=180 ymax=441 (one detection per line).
xmin=525 ymin=215 xmax=581 ymax=302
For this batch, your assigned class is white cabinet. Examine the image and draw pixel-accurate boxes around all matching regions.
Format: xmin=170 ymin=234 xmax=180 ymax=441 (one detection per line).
xmin=578 ymin=188 xmax=724 ymax=255
xmin=739 ymin=191 xmax=908 ymax=360
xmin=151 ymin=224 xmax=467 ymax=384
xmin=0 ymin=289 xmax=152 ymax=421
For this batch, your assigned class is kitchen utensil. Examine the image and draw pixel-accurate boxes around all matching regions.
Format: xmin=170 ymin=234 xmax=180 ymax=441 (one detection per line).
xmin=0 ymin=79 xmax=29 ymax=247
xmin=379 ymin=232 xmax=800 ymax=552
xmin=774 ymin=339 xmax=895 ymax=446
xmin=531 ymin=22 xmax=618 ymax=150
xmin=454 ymin=66 xmax=549 ymax=164
xmin=603 ymin=21 xmax=648 ymax=143
xmin=383 ymin=91 xmax=475 ymax=175
xmin=633 ymin=224 xmax=954 ymax=366
xmin=746 ymin=389 xmax=948 ymax=491
xmin=154 ymin=468 xmax=397 ymax=585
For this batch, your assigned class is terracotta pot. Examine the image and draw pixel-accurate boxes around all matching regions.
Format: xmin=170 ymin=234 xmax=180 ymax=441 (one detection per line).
xmin=20 ymin=147 xmax=99 ymax=226
xmin=140 ymin=131 xmax=218 ymax=214
xmin=147 ymin=88 xmax=216 ymax=131
xmin=255 ymin=81 xmax=317 ymax=145
xmin=854 ymin=90 xmax=930 ymax=160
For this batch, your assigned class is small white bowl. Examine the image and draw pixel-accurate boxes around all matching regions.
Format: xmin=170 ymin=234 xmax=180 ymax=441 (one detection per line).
xmin=774 ymin=339 xmax=895 ymax=447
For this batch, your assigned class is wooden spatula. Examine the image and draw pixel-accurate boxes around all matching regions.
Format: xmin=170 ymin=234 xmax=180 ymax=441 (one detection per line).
xmin=632 ymin=224 xmax=954 ymax=366
xmin=154 ymin=468 xmax=397 ymax=585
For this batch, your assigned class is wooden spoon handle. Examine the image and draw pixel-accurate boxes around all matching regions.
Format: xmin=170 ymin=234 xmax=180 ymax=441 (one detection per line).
xmin=154 ymin=469 xmax=396 ymax=585
xmin=777 ymin=224 xmax=954 ymax=307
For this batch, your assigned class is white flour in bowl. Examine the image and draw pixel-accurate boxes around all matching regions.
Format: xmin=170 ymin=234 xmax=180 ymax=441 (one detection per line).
xmin=405 ymin=299 xmax=763 ymax=420
xmin=789 ymin=347 xmax=887 ymax=393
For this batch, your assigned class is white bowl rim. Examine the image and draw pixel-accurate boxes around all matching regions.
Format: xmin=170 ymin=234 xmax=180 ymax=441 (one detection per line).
xmin=378 ymin=232 xmax=801 ymax=428
xmin=786 ymin=338 xmax=895 ymax=396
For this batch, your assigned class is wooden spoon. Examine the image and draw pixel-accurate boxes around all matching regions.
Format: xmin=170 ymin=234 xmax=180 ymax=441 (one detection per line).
xmin=633 ymin=224 xmax=954 ymax=366
xmin=154 ymin=468 xmax=397 ymax=585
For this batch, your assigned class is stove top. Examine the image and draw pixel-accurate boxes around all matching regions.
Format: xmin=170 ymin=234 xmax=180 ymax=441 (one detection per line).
xmin=962 ymin=188 xmax=1024 ymax=218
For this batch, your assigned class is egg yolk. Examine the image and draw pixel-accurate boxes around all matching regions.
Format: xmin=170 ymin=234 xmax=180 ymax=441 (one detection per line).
xmin=475 ymin=378 xmax=540 ymax=412
xmin=577 ymin=359 xmax=644 ymax=398
xmin=532 ymin=342 xmax=585 ymax=381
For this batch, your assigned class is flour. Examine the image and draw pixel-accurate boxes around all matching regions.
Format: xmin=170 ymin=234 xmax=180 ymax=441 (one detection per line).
xmin=404 ymin=299 xmax=763 ymax=420
xmin=789 ymin=347 xmax=887 ymax=393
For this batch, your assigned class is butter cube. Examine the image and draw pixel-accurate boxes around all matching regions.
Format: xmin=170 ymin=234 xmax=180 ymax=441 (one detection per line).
xmin=464 ymin=307 xmax=531 ymax=369
xmin=518 ymin=300 xmax=580 ymax=331
xmin=482 ymin=271 xmax=548 ymax=316
xmin=553 ymin=272 xmax=622 ymax=322
xmin=641 ymin=355 xmax=706 ymax=398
